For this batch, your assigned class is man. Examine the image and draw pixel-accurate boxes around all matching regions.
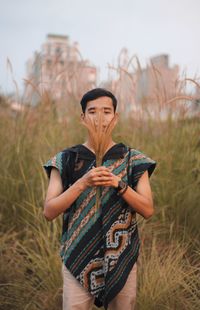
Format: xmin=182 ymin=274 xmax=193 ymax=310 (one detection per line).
xmin=43 ymin=88 xmax=157 ymax=310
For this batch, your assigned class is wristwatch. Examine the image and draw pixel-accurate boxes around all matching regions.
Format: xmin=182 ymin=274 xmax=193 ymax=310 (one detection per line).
xmin=116 ymin=180 xmax=128 ymax=195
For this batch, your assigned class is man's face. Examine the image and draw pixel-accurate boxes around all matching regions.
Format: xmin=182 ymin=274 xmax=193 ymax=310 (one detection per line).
xmin=82 ymin=96 xmax=117 ymax=131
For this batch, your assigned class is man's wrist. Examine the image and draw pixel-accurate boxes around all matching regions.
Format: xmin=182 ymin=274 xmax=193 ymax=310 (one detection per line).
xmin=116 ymin=179 xmax=128 ymax=196
xmin=75 ymin=178 xmax=87 ymax=192
xmin=113 ymin=176 xmax=121 ymax=188
xmin=117 ymin=183 xmax=128 ymax=196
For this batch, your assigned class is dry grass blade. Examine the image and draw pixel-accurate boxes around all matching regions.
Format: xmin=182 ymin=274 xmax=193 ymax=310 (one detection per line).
xmin=184 ymin=78 xmax=200 ymax=89
xmin=81 ymin=112 xmax=118 ymax=214
xmin=96 ymin=111 xmax=104 ymax=165
xmin=100 ymin=114 xmax=119 ymax=157
xmin=81 ymin=117 xmax=98 ymax=153
xmin=23 ymin=78 xmax=42 ymax=100
xmin=6 ymin=57 xmax=13 ymax=75
xmin=163 ymin=95 xmax=195 ymax=105
xmin=81 ymin=112 xmax=118 ymax=165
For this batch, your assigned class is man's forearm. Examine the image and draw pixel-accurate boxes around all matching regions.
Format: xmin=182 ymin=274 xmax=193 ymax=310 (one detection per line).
xmin=120 ymin=186 xmax=154 ymax=219
xmin=43 ymin=178 xmax=86 ymax=221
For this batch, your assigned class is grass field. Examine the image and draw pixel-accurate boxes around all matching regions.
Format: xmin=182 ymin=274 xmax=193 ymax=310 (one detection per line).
xmin=0 ymin=95 xmax=200 ymax=309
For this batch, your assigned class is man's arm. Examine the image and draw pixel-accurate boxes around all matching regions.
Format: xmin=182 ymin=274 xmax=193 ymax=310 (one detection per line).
xmin=43 ymin=168 xmax=86 ymax=221
xmin=43 ymin=166 xmax=113 ymax=221
xmin=120 ymin=171 xmax=154 ymax=219
xmin=115 ymin=171 xmax=154 ymax=219
xmin=107 ymin=170 xmax=154 ymax=219
xmin=43 ymin=166 xmax=154 ymax=221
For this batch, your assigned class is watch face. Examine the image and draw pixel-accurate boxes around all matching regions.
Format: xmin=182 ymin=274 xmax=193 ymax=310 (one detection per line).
xmin=117 ymin=180 xmax=126 ymax=191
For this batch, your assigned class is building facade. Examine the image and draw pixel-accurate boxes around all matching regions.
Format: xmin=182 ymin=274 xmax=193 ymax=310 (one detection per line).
xmin=25 ymin=34 xmax=97 ymax=108
xmin=107 ymin=53 xmax=181 ymax=119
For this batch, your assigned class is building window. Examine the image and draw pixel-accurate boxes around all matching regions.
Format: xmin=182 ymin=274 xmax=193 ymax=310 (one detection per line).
xmin=55 ymin=47 xmax=61 ymax=55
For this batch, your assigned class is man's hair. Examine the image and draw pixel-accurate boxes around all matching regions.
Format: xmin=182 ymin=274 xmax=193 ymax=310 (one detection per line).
xmin=80 ymin=88 xmax=117 ymax=113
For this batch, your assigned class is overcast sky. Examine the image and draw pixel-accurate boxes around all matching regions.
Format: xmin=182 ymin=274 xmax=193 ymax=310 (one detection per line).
xmin=1 ymin=0 xmax=200 ymax=94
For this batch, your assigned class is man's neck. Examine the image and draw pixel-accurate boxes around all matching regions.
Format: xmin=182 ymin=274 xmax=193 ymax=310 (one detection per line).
xmin=83 ymin=138 xmax=116 ymax=154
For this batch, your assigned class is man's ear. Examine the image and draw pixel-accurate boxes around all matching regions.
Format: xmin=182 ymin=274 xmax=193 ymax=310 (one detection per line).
xmin=115 ymin=112 xmax=119 ymax=118
xmin=80 ymin=112 xmax=85 ymax=121
xmin=115 ymin=112 xmax=119 ymax=123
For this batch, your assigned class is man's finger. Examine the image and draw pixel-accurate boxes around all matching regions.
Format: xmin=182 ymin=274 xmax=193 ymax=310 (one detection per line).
xmin=94 ymin=170 xmax=111 ymax=176
xmin=93 ymin=166 xmax=110 ymax=171
xmin=93 ymin=176 xmax=112 ymax=182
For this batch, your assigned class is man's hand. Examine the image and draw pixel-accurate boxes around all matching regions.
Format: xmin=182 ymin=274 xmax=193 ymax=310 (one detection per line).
xmin=80 ymin=166 xmax=120 ymax=189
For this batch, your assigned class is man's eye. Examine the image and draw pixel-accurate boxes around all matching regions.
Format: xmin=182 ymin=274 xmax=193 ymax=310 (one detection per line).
xmin=104 ymin=111 xmax=111 ymax=114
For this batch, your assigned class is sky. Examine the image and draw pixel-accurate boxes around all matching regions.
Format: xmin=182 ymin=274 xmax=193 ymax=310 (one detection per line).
xmin=1 ymin=0 xmax=200 ymax=94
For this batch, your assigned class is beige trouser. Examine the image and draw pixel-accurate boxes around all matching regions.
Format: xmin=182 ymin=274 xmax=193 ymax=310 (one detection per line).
xmin=62 ymin=262 xmax=137 ymax=310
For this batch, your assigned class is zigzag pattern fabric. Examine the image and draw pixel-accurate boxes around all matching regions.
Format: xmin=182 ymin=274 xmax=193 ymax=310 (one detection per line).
xmin=43 ymin=143 xmax=156 ymax=309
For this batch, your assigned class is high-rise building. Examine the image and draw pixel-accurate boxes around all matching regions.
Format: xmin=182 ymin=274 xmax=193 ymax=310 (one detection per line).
xmin=136 ymin=54 xmax=179 ymax=105
xmin=25 ymin=34 xmax=97 ymax=107
xmin=108 ymin=53 xmax=180 ymax=118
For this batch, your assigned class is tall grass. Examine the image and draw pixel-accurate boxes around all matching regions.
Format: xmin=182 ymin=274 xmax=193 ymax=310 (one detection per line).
xmin=136 ymin=237 xmax=200 ymax=309
xmin=1 ymin=57 xmax=200 ymax=309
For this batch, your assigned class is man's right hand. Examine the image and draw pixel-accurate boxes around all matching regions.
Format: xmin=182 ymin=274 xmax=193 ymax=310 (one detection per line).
xmin=43 ymin=166 xmax=114 ymax=221
xmin=80 ymin=166 xmax=113 ymax=189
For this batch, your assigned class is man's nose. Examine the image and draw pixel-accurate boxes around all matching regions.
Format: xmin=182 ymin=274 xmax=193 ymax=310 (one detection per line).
xmin=94 ymin=119 xmax=107 ymax=127
xmin=94 ymin=115 xmax=105 ymax=124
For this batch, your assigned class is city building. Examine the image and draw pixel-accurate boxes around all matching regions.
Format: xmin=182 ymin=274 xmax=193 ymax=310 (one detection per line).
xmin=107 ymin=53 xmax=181 ymax=119
xmin=136 ymin=54 xmax=179 ymax=104
xmin=25 ymin=34 xmax=98 ymax=110
xmin=104 ymin=48 xmax=137 ymax=115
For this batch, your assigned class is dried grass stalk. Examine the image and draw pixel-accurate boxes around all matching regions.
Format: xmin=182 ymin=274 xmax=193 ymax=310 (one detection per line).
xmin=81 ymin=112 xmax=118 ymax=213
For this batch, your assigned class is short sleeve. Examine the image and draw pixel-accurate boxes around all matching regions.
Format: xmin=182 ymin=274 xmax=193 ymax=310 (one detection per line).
xmin=43 ymin=151 xmax=63 ymax=179
xmin=131 ymin=149 xmax=157 ymax=189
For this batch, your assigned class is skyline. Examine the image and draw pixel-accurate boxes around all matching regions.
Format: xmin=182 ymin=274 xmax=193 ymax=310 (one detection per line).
xmin=1 ymin=0 xmax=200 ymax=95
